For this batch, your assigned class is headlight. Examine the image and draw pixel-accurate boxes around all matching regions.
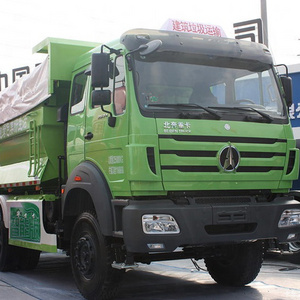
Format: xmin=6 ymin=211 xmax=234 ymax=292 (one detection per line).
xmin=142 ymin=214 xmax=180 ymax=234
xmin=278 ymin=209 xmax=300 ymax=228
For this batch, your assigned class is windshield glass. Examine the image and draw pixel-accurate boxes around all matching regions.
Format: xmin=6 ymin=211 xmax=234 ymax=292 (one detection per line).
xmin=133 ymin=51 xmax=287 ymax=123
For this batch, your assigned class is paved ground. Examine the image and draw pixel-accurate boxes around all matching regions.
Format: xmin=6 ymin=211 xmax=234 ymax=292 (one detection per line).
xmin=0 ymin=253 xmax=299 ymax=299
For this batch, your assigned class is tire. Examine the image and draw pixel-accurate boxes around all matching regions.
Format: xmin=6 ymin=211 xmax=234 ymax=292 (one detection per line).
xmin=17 ymin=248 xmax=41 ymax=270
xmin=205 ymin=241 xmax=263 ymax=286
xmin=288 ymin=241 xmax=300 ymax=264
xmin=70 ymin=212 xmax=122 ymax=300
xmin=0 ymin=209 xmax=20 ymax=271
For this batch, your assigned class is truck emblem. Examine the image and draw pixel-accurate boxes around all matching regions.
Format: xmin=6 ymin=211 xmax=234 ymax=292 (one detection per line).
xmin=219 ymin=144 xmax=240 ymax=172
xmin=224 ymin=124 xmax=231 ymax=130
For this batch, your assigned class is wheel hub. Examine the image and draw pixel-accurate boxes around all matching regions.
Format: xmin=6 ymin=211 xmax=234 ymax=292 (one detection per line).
xmin=74 ymin=237 xmax=95 ymax=278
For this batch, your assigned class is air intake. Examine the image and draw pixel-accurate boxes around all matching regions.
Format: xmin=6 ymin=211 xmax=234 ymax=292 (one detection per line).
xmin=147 ymin=147 xmax=156 ymax=174
xmin=286 ymin=150 xmax=296 ymax=175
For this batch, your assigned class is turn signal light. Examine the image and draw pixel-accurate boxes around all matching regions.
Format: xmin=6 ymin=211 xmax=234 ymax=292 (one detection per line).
xmin=74 ymin=176 xmax=82 ymax=182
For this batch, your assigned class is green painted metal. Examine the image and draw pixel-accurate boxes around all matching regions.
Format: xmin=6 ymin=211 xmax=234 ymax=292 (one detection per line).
xmin=0 ymin=105 xmax=64 ymax=187
xmin=0 ymin=38 xmax=100 ymax=189
xmin=0 ymin=33 xmax=299 ymax=196
xmin=33 ymin=37 xmax=100 ymax=93
xmin=0 ymin=30 xmax=298 ymax=260
xmin=28 ymin=119 xmax=41 ymax=177
xmin=9 ymin=239 xmax=57 ymax=253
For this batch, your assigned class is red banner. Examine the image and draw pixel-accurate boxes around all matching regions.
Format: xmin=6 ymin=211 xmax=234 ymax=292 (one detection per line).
xmin=161 ymin=19 xmax=226 ymax=37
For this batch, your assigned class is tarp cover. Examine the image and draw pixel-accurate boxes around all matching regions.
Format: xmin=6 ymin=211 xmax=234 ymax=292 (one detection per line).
xmin=0 ymin=57 xmax=50 ymax=125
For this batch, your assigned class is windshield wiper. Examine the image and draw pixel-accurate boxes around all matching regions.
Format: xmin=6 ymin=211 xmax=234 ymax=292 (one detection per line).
xmin=233 ymin=107 xmax=273 ymax=122
xmin=208 ymin=106 xmax=274 ymax=123
xmin=147 ymin=103 xmax=221 ymax=119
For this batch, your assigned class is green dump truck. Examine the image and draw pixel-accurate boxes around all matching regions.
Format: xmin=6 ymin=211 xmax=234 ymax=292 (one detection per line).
xmin=1 ymin=29 xmax=300 ymax=299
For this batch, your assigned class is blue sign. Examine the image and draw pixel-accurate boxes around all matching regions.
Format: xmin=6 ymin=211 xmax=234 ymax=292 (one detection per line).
xmin=289 ymin=72 xmax=300 ymax=130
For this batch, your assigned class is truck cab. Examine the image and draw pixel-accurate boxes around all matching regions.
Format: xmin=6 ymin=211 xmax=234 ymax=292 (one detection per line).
xmin=0 ymin=29 xmax=300 ymax=300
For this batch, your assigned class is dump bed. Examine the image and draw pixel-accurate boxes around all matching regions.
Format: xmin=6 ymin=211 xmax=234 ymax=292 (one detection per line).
xmin=0 ymin=38 xmax=99 ymax=190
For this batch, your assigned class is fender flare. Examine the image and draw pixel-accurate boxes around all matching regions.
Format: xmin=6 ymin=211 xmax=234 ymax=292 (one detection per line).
xmin=63 ymin=161 xmax=114 ymax=236
xmin=0 ymin=195 xmax=9 ymax=228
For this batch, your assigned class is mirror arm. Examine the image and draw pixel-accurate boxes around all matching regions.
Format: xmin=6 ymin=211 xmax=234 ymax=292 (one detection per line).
xmin=124 ymin=40 xmax=162 ymax=72
xmin=101 ymin=44 xmax=122 ymax=55
xmin=125 ymin=45 xmax=148 ymax=72
xmin=275 ymin=64 xmax=289 ymax=77
xmin=125 ymin=54 xmax=133 ymax=71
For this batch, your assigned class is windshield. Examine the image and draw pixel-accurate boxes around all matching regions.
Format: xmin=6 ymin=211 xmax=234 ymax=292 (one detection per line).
xmin=133 ymin=51 xmax=287 ymax=123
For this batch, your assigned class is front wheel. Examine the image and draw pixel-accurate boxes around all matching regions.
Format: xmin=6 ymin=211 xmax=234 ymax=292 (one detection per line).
xmin=288 ymin=241 xmax=300 ymax=264
xmin=70 ymin=212 xmax=122 ymax=300
xmin=205 ymin=241 xmax=263 ymax=286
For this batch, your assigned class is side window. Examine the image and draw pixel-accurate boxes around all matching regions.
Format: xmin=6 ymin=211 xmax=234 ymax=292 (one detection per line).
xmin=113 ymin=56 xmax=126 ymax=115
xmin=70 ymin=72 xmax=88 ymax=114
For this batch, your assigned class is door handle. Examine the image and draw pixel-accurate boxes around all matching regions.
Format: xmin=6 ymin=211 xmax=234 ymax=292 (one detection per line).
xmin=84 ymin=132 xmax=94 ymax=140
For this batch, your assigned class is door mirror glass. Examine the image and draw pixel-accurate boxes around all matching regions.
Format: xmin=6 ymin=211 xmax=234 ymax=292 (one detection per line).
xmin=92 ymin=90 xmax=111 ymax=108
xmin=91 ymin=53 xmax=110 ymax=88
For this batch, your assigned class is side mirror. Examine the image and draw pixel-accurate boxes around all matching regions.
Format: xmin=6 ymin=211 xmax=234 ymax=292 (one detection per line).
xmin=92 ymin=90 xmax=111 ymax=108
xmin=125 ymin=40 xmax=162 ymax=71
xmin=139 ymin=40 xmax=162 ymax=56
xmin=91 ymin=53 xmax=110 ymax=88
xmin=280 ymin=76 xmax=293 ymax=107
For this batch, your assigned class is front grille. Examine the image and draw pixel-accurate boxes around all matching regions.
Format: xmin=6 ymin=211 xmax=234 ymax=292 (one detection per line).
xmin=158 ymin=134 xmax=287 ymax=178
xmin=161 ymin=165 xmax=283 ymax=173
xmin=158 ymin=134 xmax=286 ymax=144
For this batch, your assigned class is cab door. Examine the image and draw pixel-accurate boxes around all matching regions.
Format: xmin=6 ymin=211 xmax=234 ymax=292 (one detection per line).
xmin=84 ymin=55 xmax=130 ymax=196
xmin=67 ymin=69 xmax=89 ymax=174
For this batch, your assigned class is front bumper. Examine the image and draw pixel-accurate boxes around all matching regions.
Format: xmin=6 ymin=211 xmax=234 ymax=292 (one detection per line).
xmin=122 ymin=196 xmax=300 ymax=253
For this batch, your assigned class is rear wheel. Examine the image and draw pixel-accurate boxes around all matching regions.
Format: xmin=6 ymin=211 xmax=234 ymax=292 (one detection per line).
xmin=17 ymin=248 xmax=41 ymax=270
xmin=70 ymin=212 xmax=122 ymax=300
xmin=205 ymin=241 xmax=263 ymax=286
xmin=0 ymin=209 xmax=19 ymax=271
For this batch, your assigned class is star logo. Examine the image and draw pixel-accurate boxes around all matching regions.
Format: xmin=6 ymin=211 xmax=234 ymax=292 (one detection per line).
xmin=219 ymin=144 xmax=240 ymax=172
